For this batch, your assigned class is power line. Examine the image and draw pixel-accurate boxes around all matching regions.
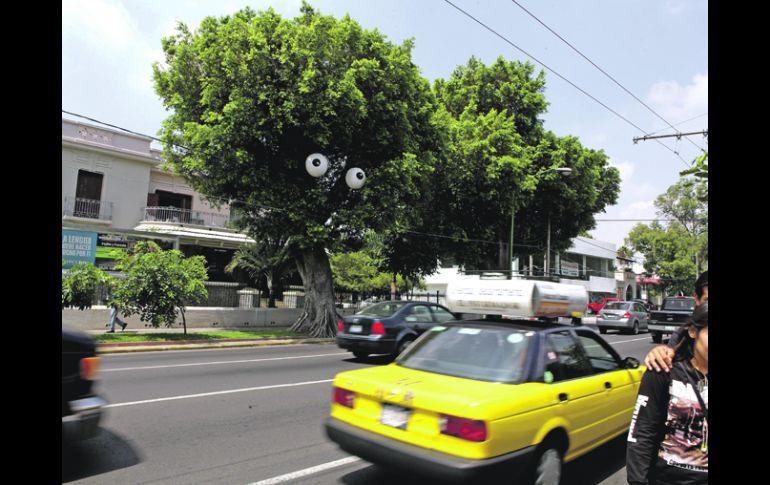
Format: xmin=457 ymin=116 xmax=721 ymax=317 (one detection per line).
xmin=442 ymin=0 xmax=691 ymax=167
xmin=646 ymin=113 xmax=708 ymax=137
xmin=508 ymin=0 xmax=706 ymax=154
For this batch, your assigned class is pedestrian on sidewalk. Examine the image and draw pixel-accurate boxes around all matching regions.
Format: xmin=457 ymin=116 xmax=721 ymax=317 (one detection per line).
xmin=107 ymin=302 xmax=128 ymax=333
xmin=626 ymin=301 xmax=708 ymax=485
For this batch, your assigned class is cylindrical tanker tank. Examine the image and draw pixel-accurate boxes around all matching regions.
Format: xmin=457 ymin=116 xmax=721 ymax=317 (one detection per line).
xmin=445 ymin=279 xmax=588 ymax=318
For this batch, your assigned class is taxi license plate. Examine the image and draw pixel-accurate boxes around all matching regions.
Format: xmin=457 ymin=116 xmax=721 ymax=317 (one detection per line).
xmin=380 ymin=403 xmax=411 ymax=429
xmin=349 ymin=325 xmax=363 ymax=333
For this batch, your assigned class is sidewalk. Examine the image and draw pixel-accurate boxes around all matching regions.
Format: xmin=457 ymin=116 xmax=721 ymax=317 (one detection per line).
xmin=90 ymin=326 xmax=335 ymax=354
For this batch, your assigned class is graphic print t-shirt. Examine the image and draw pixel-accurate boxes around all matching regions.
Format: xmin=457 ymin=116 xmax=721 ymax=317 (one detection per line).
xmin=626 ymin=363 xmax=708 ymax=485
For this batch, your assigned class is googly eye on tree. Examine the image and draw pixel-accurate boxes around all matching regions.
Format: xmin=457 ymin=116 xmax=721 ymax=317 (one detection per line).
xmin=305 ymin=153 xmax=366 ymax=190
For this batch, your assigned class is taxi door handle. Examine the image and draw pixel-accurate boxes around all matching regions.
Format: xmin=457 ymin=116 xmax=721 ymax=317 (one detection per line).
xmin=558 ymin=393 xmax=569 ymax=402
xmin=604 ymin=382 xmax=612 ymax=389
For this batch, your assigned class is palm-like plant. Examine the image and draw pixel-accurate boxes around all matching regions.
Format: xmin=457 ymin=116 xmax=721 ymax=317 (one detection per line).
xmin=226 ymin=237 xmax=294 ymax=308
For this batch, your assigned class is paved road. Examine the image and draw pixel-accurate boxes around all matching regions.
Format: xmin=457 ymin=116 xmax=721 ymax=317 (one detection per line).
xmin=63 ymin=331 xmax=656 ymax=484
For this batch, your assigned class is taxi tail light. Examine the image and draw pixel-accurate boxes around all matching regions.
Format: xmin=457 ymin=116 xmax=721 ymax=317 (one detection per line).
xmin=337 ymin=320 xmax=345 ymax=332
xmin=371 ymin=322 xmax=385 ymax=335
xmin=439 ymin=414 xmax=487 ymax=442
xmin=333 ymin=387 xmax=355 ymax=408
xmin=79 ymin=357 xmax=101 ymax=381
xmin=623 ymin=312 xmax=632 ymax=319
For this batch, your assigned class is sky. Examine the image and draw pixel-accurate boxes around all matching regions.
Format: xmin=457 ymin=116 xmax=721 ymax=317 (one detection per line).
xmin=62 ymin=0 xmax=708 ymax=253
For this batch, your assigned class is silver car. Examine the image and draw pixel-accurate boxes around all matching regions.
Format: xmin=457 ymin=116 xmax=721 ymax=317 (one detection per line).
xmin=597 ymin=301 xmax=649 ymax=335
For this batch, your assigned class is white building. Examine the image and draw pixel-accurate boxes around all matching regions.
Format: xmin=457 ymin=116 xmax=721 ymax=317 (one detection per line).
xmin=423 ymin=237 xmax=639 ymax=301
xmin=62 ymin=118 xmax=254 ymax=280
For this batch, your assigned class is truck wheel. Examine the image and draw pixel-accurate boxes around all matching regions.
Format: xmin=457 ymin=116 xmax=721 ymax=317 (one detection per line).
xmin=651 ymin=332 xmax=662 ymax=344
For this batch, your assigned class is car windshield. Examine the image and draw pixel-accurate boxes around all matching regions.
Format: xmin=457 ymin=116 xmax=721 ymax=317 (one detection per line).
xmin=396 ymin=325 xmax=533 ymax=384
xmin=589 ymin=295 xmax=606 ymax=304
xmin=604 ymin=302 xmax=631 ymax=310
xmin=663 ymin=298 xmax=696 ymax=311
xmin=356 ymin=302 xmax=408 ymax=317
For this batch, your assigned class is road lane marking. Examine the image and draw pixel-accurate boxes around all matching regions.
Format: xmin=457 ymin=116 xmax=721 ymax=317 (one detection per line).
xmin=246 ymin=457 xmax=361 ymax=485
xmin=104 ymin=379 xmax=334 ymax=408
xmin=103 ymin=352 xmax=349 ymax=372
xmin=609 ymin=337 xmax=651 ymax=345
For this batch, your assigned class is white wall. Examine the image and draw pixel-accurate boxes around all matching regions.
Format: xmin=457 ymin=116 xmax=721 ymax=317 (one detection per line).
xmin=62 ymin=119 xmax=158 ymax=230
xmin=149 ymin=169 xmax=230 ymax=217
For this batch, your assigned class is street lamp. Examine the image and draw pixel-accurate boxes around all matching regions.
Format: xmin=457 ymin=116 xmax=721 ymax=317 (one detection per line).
xmin=507 ymin=167 xmax=572 ymax=278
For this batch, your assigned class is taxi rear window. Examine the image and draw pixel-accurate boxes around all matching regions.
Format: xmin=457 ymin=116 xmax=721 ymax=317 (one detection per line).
xmin=356 ymin=302 xmax=408 ymax=317
xmin=396 ymin=326 xmax=533 ymax=384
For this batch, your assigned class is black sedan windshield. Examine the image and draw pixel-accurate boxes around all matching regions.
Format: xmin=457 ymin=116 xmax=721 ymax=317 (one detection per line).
xmin=396 ymin=325 xmax=534 ymax=384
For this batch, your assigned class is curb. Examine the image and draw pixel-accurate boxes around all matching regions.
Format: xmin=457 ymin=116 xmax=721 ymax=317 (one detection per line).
xmin=97 ymin=337 xmax=336 ymax=354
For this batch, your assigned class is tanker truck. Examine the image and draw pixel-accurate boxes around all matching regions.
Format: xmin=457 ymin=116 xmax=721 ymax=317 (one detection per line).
xmin=445 ymin=278 xmax=588 ymax=325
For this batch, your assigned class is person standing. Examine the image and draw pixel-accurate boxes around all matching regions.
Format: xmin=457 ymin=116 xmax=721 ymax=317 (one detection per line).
xmin=644 ymin=271 xmax=707 ymax=372
xmin=627 ymin=301 xmax=708 ymax=485
xmin=107 ymin=302 xmax=127 ymax=333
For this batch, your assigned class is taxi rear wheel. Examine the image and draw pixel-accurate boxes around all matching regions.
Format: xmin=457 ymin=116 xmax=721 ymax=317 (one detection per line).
xmin=532 ymin=447 xmax=563 ymax=485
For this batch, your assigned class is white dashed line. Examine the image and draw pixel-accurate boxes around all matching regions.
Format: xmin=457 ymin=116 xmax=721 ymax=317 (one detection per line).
xmin=103 ymin=352 xmax=348 ymax=372
xmin=246 ymin=457 xmax=361 ymax=485
xmin=104 ymin=379 xmax=334 ymax=408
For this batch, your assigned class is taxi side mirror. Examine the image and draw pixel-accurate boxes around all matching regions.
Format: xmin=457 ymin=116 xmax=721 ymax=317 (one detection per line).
xmin=623 ymin=357 xmax=640 ymax=369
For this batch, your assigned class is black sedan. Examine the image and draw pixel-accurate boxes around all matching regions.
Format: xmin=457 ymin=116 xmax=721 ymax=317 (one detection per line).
xmin=336 ymin=301 xmax=458 ymax=359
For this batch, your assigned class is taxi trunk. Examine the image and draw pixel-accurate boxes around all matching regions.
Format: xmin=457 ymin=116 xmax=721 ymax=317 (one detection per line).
xmin=330 ymin=364 xmax=551 ymax=460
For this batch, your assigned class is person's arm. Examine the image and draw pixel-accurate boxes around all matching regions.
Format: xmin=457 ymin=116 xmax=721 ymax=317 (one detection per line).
xmin=626 ymin=370 xmax=668 ymax=485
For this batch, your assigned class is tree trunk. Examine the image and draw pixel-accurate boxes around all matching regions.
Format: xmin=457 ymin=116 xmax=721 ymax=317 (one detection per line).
xmin=290 ymin=245 xmax=340 ymax=338
xmin=266 ymin=272 xmax=276 ymax=308
xmin=180 ymin=307 xmax=187 ymax=335
xmin=391 ymin=273 xmax=398 ymax=301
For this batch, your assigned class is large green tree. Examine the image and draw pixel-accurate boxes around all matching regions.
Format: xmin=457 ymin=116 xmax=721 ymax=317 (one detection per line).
xmin=430 ymin=57 xmax=621 ymax=270
xmin=625 ymin=177 xmax=708 ymax=294
xmin=153 ymin=4 xmax=440 ymax=337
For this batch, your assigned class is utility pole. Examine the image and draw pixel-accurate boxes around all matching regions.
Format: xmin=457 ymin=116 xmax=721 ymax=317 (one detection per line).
xmin=633 ymin=130 xmax=708 ymax=144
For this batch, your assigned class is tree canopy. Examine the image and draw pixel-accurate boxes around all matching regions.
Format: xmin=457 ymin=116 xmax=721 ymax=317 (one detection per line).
xmin=153 ymin=3 xmax=441 ymax=337
xmin=429 ymin=57 xmax=621 ymax=270
xmin=111 ymin=242 xmax=208 ymax=334
xmin=625 ymin=177 xmax=708 ymax=295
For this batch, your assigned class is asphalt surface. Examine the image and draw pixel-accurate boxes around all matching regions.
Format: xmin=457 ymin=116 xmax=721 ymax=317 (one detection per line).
xmin=65 ymin=328 xmax=658 ymax=484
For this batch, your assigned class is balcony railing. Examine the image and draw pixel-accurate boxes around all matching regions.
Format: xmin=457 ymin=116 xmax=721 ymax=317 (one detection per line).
xmin=142 ymin=206 xmax=236 ymax=229
xmin=63 ymin=197 xmax=113 ymax=221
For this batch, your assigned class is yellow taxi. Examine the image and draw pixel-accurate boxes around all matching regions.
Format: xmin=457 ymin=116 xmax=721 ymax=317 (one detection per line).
xmin=324 ymin=318 xmax=645 ymax=483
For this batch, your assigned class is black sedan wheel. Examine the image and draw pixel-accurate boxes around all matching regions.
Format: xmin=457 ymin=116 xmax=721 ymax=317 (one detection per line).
xmin=352 ymin=351 xmax=369 ymax=359
xmin=395 ymin=337 xmax=414 ymax=356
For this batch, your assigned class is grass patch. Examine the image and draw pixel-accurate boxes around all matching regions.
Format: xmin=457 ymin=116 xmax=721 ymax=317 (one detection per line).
xmin=93 ymin=330 xmax=304 ymax=343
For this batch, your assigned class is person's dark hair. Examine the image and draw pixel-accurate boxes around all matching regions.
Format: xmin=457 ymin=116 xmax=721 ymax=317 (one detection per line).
xmin=674 ymin=301 xmax=708 ymax=362
xmin=695 ymin=271 xmax=708 ymax=300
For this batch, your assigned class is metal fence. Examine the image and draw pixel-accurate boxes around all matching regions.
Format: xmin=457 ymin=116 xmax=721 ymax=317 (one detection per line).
xmin=142 ymin=207 xmax=234 ymax=229
xmin=63 ymin=196 xmax=113 ymax=221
